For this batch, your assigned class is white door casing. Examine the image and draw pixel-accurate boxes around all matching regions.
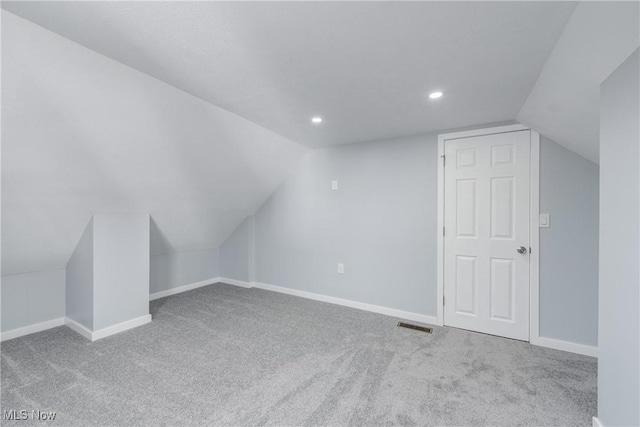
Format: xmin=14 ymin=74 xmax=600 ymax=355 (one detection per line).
xmin=443 ymin=129 xmax=531 ymax=341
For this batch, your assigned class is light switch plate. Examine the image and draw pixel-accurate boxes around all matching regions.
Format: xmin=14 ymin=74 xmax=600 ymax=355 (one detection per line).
xmin=331 ymin=180 xmax=338 ymax=191
xmin=337 ymin=263 xmax=344 ymax=274
xmin=539 ymin=214 xmax=550 ymax=228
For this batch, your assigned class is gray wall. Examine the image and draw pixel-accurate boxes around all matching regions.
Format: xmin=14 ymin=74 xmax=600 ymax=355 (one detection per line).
xmin=92 ymin=214 xmax=150 ymax=330
xmin=1 ymin=269 xmax=65 ymax=332
xmin=220 ymin=217 xmax=252 ymax=282
xmin=598 ymin=49 xmax=639 ymax=427
xmin=65 ymin=218 xmax=94 ymax=329
xmin=254 ymin=134 xmax=439 ymax=316
xmin=539 ymin=138 xmax=599 ymax=346
xmin=150 ymin=249 xmax=219 ymax=294
xmin=251 ymin=128 xmax=599 ymax=345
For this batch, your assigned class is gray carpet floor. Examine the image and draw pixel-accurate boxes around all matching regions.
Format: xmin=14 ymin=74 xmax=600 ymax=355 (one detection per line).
xmin=1 ymin=283 xmax=596 ymax=426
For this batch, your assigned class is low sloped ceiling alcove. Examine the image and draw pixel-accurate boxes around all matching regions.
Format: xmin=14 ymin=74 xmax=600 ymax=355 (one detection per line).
xmin=1 ymin=12 xmax=308 ymax=276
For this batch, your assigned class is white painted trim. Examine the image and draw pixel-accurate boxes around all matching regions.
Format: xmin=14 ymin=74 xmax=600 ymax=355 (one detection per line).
xmin=593 ymin=416 xmax=604 ymax=427
xmin=436 ymin=136 xmax=445 ymax=326
xmin=218 ymin=277 xmax=252 ymax=288
xmin=91 ymin=314 xmax=152 ymax=341
xmin=529 ymin=131 xmax=541 ymax=344
xmin=65 ymin=314 xmax=152 ymax=341
xmin=0 ymin=317 xmax=65 ymax=342
xmin=149 ymin=277 xmax=254 ymax=301
xmin=436 ymin=124 xmax=528 ymax=142
xmin=531 ymin=335 xmax=598 ymax=358
xmin=152 ymin=276 xmax=435 ymax=325
xmin=2 ymin=276 xmax=437 ymax=342
xmin=64 ymin=317 xmax=93 ymax=340
xmin=2 ymin=278 xmax=223 ymax=342
xmin=437 ymin=125 xmax=541 ymax=340
xmin=252 ymin=281 xmax=438 ymax=325
xmin=149 ymin=277 xmax=220 ymax=300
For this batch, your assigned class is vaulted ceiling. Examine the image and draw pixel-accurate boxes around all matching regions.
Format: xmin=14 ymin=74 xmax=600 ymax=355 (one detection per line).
xmin=518 ymin=1 xmax=639 ymax=163
xmin=2 ymin=12 xmax=307 ymax=276
xmin=3 ymin=1 xmax=577 ymax=149
xmin=2 ymin=1 xmax=638 ymax=276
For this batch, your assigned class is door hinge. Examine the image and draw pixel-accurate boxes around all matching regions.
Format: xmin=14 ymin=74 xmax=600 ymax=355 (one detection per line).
xmin=443 ymin=295 xmax=445 ymax=306
xmin=443 ymin=226 xmax=445 ymax=236
xmin=529 ymin=247 xmax=532 ymax=254
xmin=441 ymin=155 xmax=446 ymax=166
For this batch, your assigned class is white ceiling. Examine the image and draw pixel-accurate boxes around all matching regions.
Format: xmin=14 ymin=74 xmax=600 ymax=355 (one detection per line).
xmin=3 ymin=2 xmax=638 ymax=277
xmin=518 ymin=1 xmax=640 ymax=163
xmin=3 ymin=1 xmax=578 ymax=149
xmin=2 ymin=12 xmax=307 ymax=276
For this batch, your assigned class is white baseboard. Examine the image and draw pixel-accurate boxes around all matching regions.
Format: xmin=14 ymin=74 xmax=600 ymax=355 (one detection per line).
xmin=149 ymin=277 xmax=220 ymax=300
xmin=251 ymin=281 xmax=438 ymax=326
xmin=12 ymin=280 xmax=593 ymax=358
xmin=531 ymin=335 xmax=598 ymax=358
xmin=64 ymin=317 xmax=93 ymax=340
xmin=592 ymin=416 xmax=603 ymax=427
xmin=149 ymin=277 xmax=253 ymax=300
xmin=66 ymin=314 xmax=152 ymax=341
xmin=2 ymin=277 xmax=221 ymax=343
xmin=91 ymin=314 xmax=152 ymax=341
xmin=153 ymin=277 xmax=437 ymax=325
xmin=218 ymin=277 xmax=252 ymax=288
xmin=0 ymin=317 xmax=65 ymax=342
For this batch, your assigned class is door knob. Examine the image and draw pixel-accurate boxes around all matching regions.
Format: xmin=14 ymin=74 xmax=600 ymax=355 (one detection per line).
xmin=517 ymin=246 xmax=528 ymax=254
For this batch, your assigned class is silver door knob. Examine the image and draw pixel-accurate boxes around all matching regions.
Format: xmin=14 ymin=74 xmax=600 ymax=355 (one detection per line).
xmin=517 ymin=246 xmax=527 ymax=254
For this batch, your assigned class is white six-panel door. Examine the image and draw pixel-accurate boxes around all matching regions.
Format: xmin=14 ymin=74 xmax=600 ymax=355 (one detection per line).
xmin=444 ymin=130 xmax=530 ymax=341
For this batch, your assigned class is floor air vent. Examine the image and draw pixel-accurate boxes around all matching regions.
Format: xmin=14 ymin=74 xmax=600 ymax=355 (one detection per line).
xmin=397 ymin=322 xmax=433 ymax=333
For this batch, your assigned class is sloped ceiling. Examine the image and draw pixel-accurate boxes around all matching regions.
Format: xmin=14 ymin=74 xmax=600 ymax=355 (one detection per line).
xmin=2 ymin=1 xmax=577 ymax=148
xmin=518 ymin=1 xmax=640 ymax=163
xmin=2 ymin=2 xmax=637 ymax=276
xmin=1 ymin=12 xmax=308 ymax=276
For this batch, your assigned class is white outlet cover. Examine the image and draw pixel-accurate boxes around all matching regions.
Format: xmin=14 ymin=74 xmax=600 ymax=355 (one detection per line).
xmin=331 ymin=180 xmax=338 ymax=191
xmin=337 ymin=263 xmax=344 ymax=273
xmin=539 ymin=213 xmax=550 ymax=228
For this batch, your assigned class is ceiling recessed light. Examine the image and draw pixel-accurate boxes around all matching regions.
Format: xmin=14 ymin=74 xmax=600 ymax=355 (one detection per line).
xmin=311 ymin=116 xmax=323 ymax=124
xmin=429 ymin=91 xmax=444 ymax=99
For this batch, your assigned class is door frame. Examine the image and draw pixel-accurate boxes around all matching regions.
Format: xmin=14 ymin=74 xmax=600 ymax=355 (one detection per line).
xmin=436 ymin=124 xmax=540 ymax=343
